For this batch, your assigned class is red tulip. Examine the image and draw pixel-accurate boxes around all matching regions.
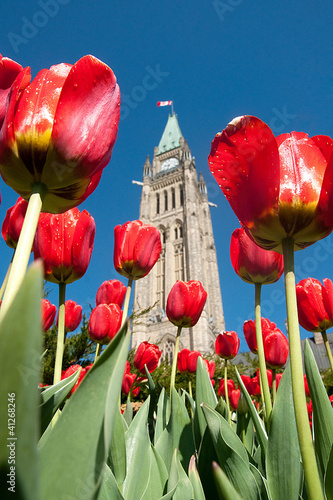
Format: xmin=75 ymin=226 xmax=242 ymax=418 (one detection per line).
xmin=275 ymin=372 xmax=283 ymax=390
xmin=256 ymin=368 xmax=273 ymax=387
xmin=203 ymin=359 xmax=215 ymax=379
xmin=215 ymin=331 xmax=240 ymax=359
xmin=166 ymin=280 xmax=207 ymax=328
xmin=95 ymin=279 xmax=127 ymax=308
xmin=88 ymin=303 xmax=122 ymax=344
xmin=33 ymin=207 xmax=95 ymax=284
xmin=296 ymin=277 xmax=333 ymax=332
xmin=0 ymin=55 xmax=120 ymax=213
xmin=133 ymin=341 xmax=162 ymax=374
xmin=304 ymin=374 xmax=310 ymax=397
xmin=122 ymin=363 xmax=140 ymax=397
xmin=56 ymin=300 xmax=82 ymax=333
xmin=0 ymin=55 xmax=23 ymax=128
xmin=1 ymin=197 xmax=28 ymax=249
xmin=114 ymin=220 xmax=161 ymax=280
xmin=61 ymin=363 xmax=92 ymax=394
xmin=243 ymin=317 xmax=277 ymax=354
xmin=229 ymin=389 xmax=241 ymax=410
xmin=263 ymin=327 xmax=289 ymax=369
xmin=177 ymin=349 xmax=202 ymax=373
xmin=209 ymin=116 xmax=333 ymax=252
xmin=41 ymin=298 xmax=57 ymax=332
xmin=218 ymin=378 xmax=235 ymax=398
xmin=230 ymin=227 xmax=283 ymax=284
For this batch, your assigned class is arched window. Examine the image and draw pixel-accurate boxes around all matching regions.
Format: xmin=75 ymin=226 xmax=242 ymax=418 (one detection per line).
xmin=156 ymin=193 xmax=160 ymax=214
xmin=172 ymin=187 xmax=176 ymax=209
xmin=164 ymin=191 xmax=168 ymax=211
xmin=180 ymin=186 xmax=184 ymax=206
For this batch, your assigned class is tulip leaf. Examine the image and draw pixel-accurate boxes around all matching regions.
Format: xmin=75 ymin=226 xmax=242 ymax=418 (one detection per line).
xmin=202 ymin=402 xmax=260 ymax=499
xmin=140 ymin=445 xmax=168 ymax=499
xmin=325 ymin=444 xmax=333 ymax=500
xmin=155 ymin=387 xmax=194 ymax=472
xmin=108 ymin=406 xmax=127 ymax=490
xmin=304 ymin=340 xmax=333 ymax=478
xmin=266 ymin=362 xmax=303 ymax=500
xmin=166 ymin=448 xmax=194 ymax=500
xmin=122 ymin=398 xmax=152 ymax=500
xmin=154 ymin=388 xmax=170 ymax=445
xmin=195 ymin=357 xmax=218 ymax=440
xmin=188 ymin=455 xmax=206 ymax=500
xmin=39 ymin=368 xmax=82 ymax=435
xmin=235 ymin=368 xmax=268 ymax=458
xmin=40 ymin=322 xmax=131 ymax=500
xmin=122 ymin=396 xmax=133 ymax=427
xmin=0 ymin=263 xmax=42 ymax=500
xmin=97 ymin=464 xmax=125 ymax=500
xmin=197 ymin=427 xmax=219 ymax=499
xmin=236 ymin=412 xmax=255 ymax=455
xmin=212 ymin=461 xmax=243 ymax=500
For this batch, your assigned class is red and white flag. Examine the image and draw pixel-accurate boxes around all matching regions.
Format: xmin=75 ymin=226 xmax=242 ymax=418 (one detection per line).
xmin=157 ymin=101 xmax=173 ymax=107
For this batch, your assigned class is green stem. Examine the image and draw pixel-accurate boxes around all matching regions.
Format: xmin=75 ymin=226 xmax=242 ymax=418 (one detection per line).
xmin=0 ymin=183 xmax=46 ymax=318
xmin=188 ymin=379 xmax=192 ymax=399
xmin=322 ymin=330 xmax=333 ymax=371
xmin=282 ymin=237 xmax=324 ymax=500
xmin=121 ymin=276 xmax=133 ymax=327
xmin=254 ymin=283 xmax=272 ymax=424
xmin=272 ymin=369 xmax=276 ymax=404
xmin=224 ymin=360 xmax=231 ymax=424
xmin=53 ymin=282 xmax=66 ymax=386
xmin=0 ymin=255 xmax=13 ymax=301
xmin=170 ymin=326 xmax=182 ymax=396
xmin=94 ymin=343 xmax=103 ymax=364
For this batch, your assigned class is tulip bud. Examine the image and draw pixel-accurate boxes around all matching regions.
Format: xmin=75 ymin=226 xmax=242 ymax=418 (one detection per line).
xmin=166 ymin=280 xmax=207 ymax=328
xmin=133 ymin=341 xmax=162 ymax=374
xmin=1 ymin=197 xmax=28 ymax=249
xmin=218 ymin=378 xmax=235 ymax=399
xmin=296 ymin=277 xmax=333 ymax=332
xmin=263 ymin=327 xmax=289 ymax=369
xmin=41 ymin=299 xmax=57 ymax=332
xmin=56 ymin=300 xmax=82 ymax=333
xmin=177 ymin=349 xmax=202 ymax=374
xmin=95 ymin=279 xmax=127 ymax=308
xmin=88 ymin=303 xmax=122 ymax=344
xmin=113 ymin=220 xmax=161 ymax=280
xmin=215 ymin=331 xmax=240 ymax=360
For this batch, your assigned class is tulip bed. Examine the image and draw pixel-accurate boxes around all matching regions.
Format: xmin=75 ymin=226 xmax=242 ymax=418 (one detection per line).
xmin=0 ymin=54 xmax=333 ymax=500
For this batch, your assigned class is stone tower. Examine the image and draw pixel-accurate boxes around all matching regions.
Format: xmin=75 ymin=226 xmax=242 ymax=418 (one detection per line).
xmin=132 ymin=113 xmax=225 ymax=360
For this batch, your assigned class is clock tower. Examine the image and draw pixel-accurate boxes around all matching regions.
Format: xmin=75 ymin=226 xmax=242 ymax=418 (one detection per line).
xmin=132 ymin=113 xmax=225 ymax=359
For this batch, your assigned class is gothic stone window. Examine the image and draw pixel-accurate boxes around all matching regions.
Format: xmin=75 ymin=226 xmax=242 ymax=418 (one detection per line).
xmin=171 ymin=187 xmax=176 ymax=209
xmin=164 ymin=190 xmax=168 ymax=211
xmin=163 ymin=339 xmax=174 ymax=364
xmin=174 ymin=245 xmax=184 ymax=281
xmin=156 ymin=252 xmax=165 ymax=309
xmin=156 ymin=193 xmax=160 ymax=214
xmin=180 ymin=186 xmax=184 ymax=206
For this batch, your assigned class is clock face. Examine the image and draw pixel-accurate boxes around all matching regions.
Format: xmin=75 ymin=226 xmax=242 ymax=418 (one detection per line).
xmin=161 ymin=157 xmax=179 ymax=171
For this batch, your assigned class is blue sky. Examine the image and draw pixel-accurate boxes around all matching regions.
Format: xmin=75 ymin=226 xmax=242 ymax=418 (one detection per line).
xmin=1 ymin=0 xmax=333 ymax=351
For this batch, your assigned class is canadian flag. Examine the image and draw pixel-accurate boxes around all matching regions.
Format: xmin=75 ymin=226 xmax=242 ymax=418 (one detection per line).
xmin=157 ymin=101 xmax=173 ymax=107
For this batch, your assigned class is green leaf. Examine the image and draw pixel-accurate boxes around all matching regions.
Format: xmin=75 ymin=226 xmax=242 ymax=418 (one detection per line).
xmin=188 ymin=455 xmax=206 ymax=500
xmin=166 ymin=448 xmax=194 ymax=500
xmin=212 ymin=461 xmax=243 ymax=500
xmin=236 ymin=412 xmax=254 ymax=455
xmin=235 ymin=368 xmax=268 ymax=458
xmin=141 ymin=445 xmax=168 ymax=499
xmin=97 ymin=464 xmax=125 ymax=500
xmin=122 ymin=396 xmax=133 ymax=427
xmin=202 ymin=403 xmax=260 ymax=499
xmin=154 ymin=388 xmax=170 ymax=445
xmin=108 ymin=406 xmax=127 ymax=490
xmin=325 ymin=444 xmax=333 ymax=500
xmin=304 ymin=340 xmax=333 ymax=479
xmin=0 ymin=262 xmax=43 ymax=500
xmin=266 ymin=362 xmax=303 ymax=500
xmin=39 ymin=368 xmax=82 ymax=435
xmin=155 ymin=387 xmax=194 ymax=472
xmin=195 ymin=356 xmax=218 ymax=440
xmin=123 ymin=398 xmax=152 ymax=500
xmin=40 ymin=322 xmax=131 ymax=500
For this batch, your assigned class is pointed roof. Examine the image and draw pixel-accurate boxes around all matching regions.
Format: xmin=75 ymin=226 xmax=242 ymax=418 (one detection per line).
xmin=157 ymin=113 xmax=183 ymax=155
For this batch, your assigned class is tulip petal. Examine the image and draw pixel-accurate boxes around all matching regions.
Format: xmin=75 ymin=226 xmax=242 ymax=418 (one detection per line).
xmin=0 ymin=55 xmax=23 ymax=128
xmin=208 ymin=116 xmax=280 ymax=235
xmin=48 ymin=55 xmax=120 ymax=185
